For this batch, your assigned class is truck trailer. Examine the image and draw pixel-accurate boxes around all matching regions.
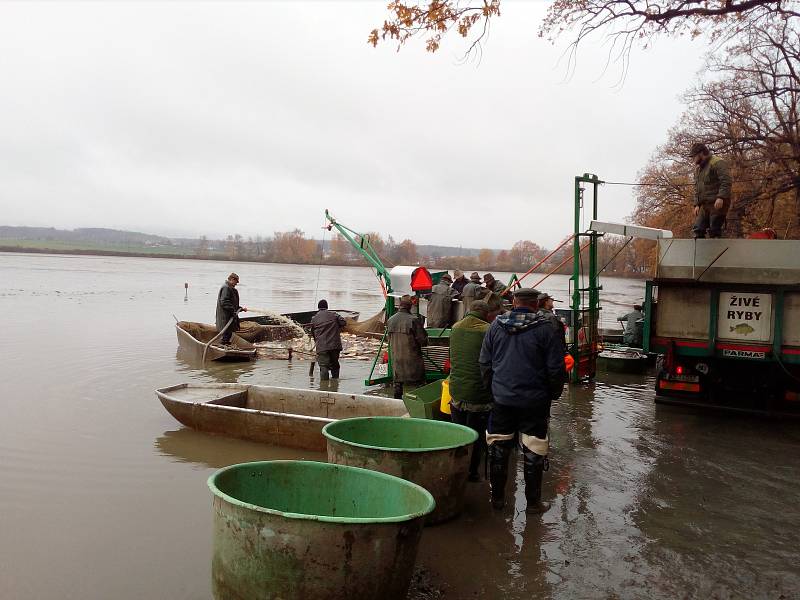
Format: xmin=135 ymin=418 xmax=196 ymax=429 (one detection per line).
xmin=645 ymin=238 xmax=800 ymax=414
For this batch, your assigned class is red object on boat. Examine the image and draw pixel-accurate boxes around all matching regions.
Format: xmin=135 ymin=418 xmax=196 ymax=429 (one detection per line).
xmin=410 ymin=267 xmax=433 ymax=292
xmin=748 ymin=229 xmax=777 ymax=239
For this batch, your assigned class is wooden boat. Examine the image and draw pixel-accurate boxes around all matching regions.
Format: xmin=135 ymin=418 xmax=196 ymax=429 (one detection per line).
xmin=597 ymin=346 xmax=654 ymax=374
xmin=175 ymin=321 xmax=256 ymax=362
xmin=156 ymin=383 xmax=408 ymax=451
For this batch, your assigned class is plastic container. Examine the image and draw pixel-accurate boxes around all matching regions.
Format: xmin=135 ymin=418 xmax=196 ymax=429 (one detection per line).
xmin=439 ymin=378 xmax=452 ymax=415
xmin=323 ymin=417 xmax=478 ymax=523
xmin=402 ymin=379 xmax=446 ymax=420
xmin=209 ymin=460 xmax=434 ymax=600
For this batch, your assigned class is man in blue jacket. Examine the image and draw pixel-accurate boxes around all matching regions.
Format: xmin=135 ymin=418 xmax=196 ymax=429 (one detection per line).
xmin=479 ymin=287 xmax=565 ymax=514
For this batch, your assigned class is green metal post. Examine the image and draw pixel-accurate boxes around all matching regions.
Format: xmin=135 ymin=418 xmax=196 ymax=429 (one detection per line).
xmin=570 ymin=177 xmax=582 ymax=383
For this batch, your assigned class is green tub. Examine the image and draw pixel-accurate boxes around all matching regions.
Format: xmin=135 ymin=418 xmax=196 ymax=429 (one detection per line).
xmin=208 ymin=460 xmax=435 ymax=600
xmin=322 ymin=417 xmax=478 ymax=524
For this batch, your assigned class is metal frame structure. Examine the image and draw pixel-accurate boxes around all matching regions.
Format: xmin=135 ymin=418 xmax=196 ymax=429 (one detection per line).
xmin=569 ymin=174 xmax=602 ymax=383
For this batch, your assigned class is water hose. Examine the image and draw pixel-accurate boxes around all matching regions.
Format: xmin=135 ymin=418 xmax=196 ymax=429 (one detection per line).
xmin=202 ymin=317 xmax=235 ymax=363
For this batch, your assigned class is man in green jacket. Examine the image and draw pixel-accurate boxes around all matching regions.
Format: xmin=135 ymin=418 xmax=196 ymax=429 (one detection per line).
xmin=690 ymin=142 xmax=732 ymax=239
xmin=448 ymin=299 xmax=498 ymax=481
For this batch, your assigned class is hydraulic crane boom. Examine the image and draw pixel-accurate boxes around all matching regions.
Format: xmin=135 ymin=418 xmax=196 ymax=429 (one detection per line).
xmin=324 ymin=209 xmax=396 ymax=316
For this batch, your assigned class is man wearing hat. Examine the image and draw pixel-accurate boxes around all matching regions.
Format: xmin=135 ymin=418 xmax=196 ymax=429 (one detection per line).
xmin=451 ymin=270 xmax=469 ymax=295
xmin=461 ymin=272 xmax=484 ymax=313
xmin=483 ymin=273 xmax=505 ymax=294
xmin=386 ymin=295 xmax=429 ymax=399
xmin=426 ymin=273 xmax=458 ymax=328
xmin=310 ymin=299 xmax=347 ymax=380
xmin=215 ymin=272 xmax=247 ymax=346
xmin=538 ymin=292 xmax=567 ymax=353
xmin=479 ymin=287 xmax=565 ymax=514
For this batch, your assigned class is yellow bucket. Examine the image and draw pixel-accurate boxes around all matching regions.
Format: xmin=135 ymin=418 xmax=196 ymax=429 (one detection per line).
xmin=439 ymin=378 xmax=452 ymax=415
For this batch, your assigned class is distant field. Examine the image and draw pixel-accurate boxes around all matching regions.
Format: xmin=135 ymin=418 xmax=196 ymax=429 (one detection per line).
xmin=0 ymin=239 xmax=191 ymax=255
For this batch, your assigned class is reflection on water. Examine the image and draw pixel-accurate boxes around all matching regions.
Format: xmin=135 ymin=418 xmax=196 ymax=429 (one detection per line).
xmin=155 ymin=429 xmax=324 ymax=469
xmin=175 ymin=347 xmax=258 ymax=383
xmin=2 ymin=253 xmax=799 ymax=600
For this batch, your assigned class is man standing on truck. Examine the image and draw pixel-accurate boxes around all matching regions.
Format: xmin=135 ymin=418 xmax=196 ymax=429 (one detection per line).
xmin=690 ymin=142 xmax=732 ymax=239
xmin=310 ymin=299 xmax=347 ymax=381
xmin=479 ymin=288 xmax=565 ymax=514
xmin=215 ymin=272 xmax=247 ymax=346
xmin=386 ymin=295 xmax=429 ymax=399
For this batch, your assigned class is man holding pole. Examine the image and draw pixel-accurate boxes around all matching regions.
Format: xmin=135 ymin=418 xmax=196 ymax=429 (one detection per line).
xmin=215 ymin=273 xmax=247 ymax=346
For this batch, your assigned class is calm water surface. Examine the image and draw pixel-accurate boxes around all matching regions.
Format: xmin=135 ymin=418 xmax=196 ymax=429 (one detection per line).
xmin=0 ymin=253 xmax=797 ymax=599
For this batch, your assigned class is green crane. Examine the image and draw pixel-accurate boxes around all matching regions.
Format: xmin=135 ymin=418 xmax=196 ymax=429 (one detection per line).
xmin=324 ymin=209 xmax=397 ymax=319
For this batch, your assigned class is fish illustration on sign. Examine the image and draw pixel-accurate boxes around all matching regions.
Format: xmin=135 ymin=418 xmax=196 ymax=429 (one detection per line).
xmin=730 ymin=323 xmax=755 ymax=335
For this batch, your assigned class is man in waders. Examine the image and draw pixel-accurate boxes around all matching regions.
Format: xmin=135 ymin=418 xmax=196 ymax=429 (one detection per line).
xmin=479 ymin=287 xmax=565 ymax=514
xmin=449 ymin=299 xmax=495 ymax=481
xmin=690 ymin=142 xmax=732 ymax=239
xmin=386 ymin=295 xmax=428 ymax=399
xmin=216 ymin=273 xmax=247 ymax=346
xmin=310 ymin=299 xmax=347 ymax=380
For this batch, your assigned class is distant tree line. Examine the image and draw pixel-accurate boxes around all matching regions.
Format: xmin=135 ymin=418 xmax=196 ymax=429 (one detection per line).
xmin=192 ymin=229 xmax=654 ymax=278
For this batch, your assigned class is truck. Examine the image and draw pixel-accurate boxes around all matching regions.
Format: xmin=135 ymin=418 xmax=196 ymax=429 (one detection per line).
xmin=644 ymin=238 xmax=800 ymax=414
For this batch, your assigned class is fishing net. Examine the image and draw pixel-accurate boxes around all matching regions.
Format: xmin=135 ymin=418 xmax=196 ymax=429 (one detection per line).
xmin=344 ymin=309 xmax=386 ymax=338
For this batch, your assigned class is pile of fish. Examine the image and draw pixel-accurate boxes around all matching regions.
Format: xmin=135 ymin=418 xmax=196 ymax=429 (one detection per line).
xmin=253 ymin=332 xmax=382 ymax=361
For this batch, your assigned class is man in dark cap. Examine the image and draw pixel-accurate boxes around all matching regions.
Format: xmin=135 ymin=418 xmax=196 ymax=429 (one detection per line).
xmin=461 ymin=272 xmax=483 ymax=313
xmin=386 ymin=295 xmax=429 ymax=399
xmin=426 ymin=273 xmax=458 ymax=328
xmin=479 ymin=287 xmax=565 ymax=514
xmin=215 ymin=272 xmax=247 ymax=345
xmin=538 ymin=292 xmax=567 ymax=353
xmin=310 ymin=299 xmax=347 ymax=380
xmin=449 ymin=299 xmax=493 ymax=481
xmin=689 ymin=142 xmax=732 ymax=239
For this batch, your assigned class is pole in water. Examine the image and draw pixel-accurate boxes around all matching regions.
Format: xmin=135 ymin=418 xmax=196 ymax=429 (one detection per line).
xmin=184 ymin=282 xmax=188 ymax=302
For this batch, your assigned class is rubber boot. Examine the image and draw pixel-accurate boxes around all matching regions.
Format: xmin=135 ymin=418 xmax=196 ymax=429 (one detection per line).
xmin=319 ymin=366 xmax=330 ymax=381
xmin=331 ymin=367 xmax=340 ymax=379
xmin=523 ymin=448 xmax=551 ymax=515
xmin=488 ymin=441 xmax=513 ymax=510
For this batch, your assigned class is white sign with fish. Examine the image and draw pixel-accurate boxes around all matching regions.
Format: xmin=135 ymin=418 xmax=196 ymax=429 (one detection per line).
xmin=717 ymin=292 xmax=772 ymax=342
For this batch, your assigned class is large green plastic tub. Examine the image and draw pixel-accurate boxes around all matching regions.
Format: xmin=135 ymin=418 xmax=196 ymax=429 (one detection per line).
xmin=208 ymin=460 xmax=434 ymax=600
xmin=323 ymin=417 xmax=478 ymax=524
xmin=402 ymin=379 xmax=446 ymax=420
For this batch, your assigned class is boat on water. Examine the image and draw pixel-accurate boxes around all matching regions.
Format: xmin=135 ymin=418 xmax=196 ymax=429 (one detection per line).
xmin=597 ymin=346 xmax=654 ymax=374
xmin=175 ymin=321 xmax=257 ymax=362
xmin=155 ymin=383 xmax=408 ymax=451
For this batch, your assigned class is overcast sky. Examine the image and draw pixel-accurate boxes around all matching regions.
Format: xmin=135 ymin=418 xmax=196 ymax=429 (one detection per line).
xmin=0 ymin=2 xmax=704 ymax=249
